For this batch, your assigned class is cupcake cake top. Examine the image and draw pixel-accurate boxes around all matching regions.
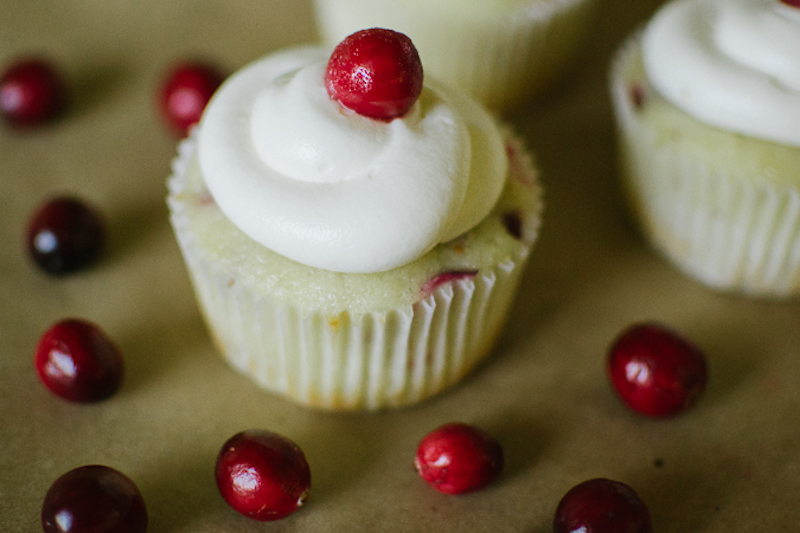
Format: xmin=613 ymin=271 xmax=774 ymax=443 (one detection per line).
xmin=641 ymin=0 xmax=800 ymax=147
xmin=197 ymin=29 xmax=507 ymax=274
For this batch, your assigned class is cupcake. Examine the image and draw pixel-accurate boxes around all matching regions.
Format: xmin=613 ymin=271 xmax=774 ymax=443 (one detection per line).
xmin=167 ymin=29 xmax=543 ymax=410
xmin=312 ymin=0 xmax=596 ymax=110
xmin=610 ymin=0 xmax=800 ymax=297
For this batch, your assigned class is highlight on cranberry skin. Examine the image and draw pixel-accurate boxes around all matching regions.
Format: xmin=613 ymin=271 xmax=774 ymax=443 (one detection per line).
xmin=325 ymin=28 xmax=423 ymax=121
xmin=158 ymin=61 xmax=224 ymax=135
xmin=26 ymin=196 xmax=105 ymax=275
xmin=0 ymin=57 xmax=66 ymax=126
xmin=607 ymin=322 xmax=708 ymax=418
xmin=215 ymin=429 xmax=311 ymax=521
xmin=41 ymin=465 xmax=148 ymax=533
xmin=554 ymin=478 xmax=652 ymax=533
xmin=414 ymin=422 xmax=504 ymax=495
xmin=35 ymin=318 xmax=124 ymax=403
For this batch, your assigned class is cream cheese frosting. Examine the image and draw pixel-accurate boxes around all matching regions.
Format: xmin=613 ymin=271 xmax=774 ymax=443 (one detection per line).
xmin=197 ymin=45 xmax=507 ymax=274
xmin=641 ymin=0 xmax=800 ymax=148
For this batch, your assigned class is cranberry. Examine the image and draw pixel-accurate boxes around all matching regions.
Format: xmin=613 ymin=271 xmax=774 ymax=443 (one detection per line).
xmin=608 ymin=322 xmax=707 ymax=417
xmin=215 ymin=429 xmax=311 ymax=521
xmin=325 ymin=28 xmax=423 ymax=121
xmin=42 ymin=465 xmax=148 ymax=533
xmin=414 ymin=422 xmax=503 ymax=495
xmin=26 ymin=196 xmax=105 ymax=275
xmin=0 ymin=57 xmax=65 ymax=126
xmin=554 ymin=478 xmax=652 ymax=533
xmin=502 ymin=211 xmax=523 ymax=239
xmin=158 ymin=61 xmax=224 ymax=135
xmin=780 ymin=0 xmax=800 ymax=8
xmin=35 ymin=319 xmax=124 ymax=403
xmin=630 ymin=83 xmax=646 ymax=110
xmin=419 ymin=270 xmax=478 ymax=299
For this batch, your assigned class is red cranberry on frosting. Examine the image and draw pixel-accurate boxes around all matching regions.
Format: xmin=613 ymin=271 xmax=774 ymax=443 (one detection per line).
xmin=325 ymin=28 xmax=424 ymax=121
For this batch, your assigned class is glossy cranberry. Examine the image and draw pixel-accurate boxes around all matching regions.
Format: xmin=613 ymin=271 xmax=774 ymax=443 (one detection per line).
xmin=607 ymin=322 xmax=708 ymax=417
xmin=780 ymin=0 xmax=800 ymax=8
xmin=26 ymin=196 xmax=105 ymax=275
xmin=414 ymin=422 xmax=503 ymax=495
xmin=554 ymin=478 xmax=652 ymax=533
xmin=35 ymin=319 xmax=124 ymax=403
xmin=1 ymin=57 xmax=65 ymax=126
xmin=215 ymin=429 xmax=311 ymax=521
xmin=325 ymin=28 xmax=423 ymax=121
xmin=42 ymin=465 xmax=148 ymax=533
xmin=159 ymin=61 xmax=224 ymax=135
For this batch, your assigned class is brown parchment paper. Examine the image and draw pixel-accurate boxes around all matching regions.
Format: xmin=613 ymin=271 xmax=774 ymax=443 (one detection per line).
xmin=2 ymin=1 xmax=800 ymax=531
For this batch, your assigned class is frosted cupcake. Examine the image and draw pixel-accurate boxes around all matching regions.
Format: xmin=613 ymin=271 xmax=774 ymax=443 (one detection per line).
xmin=312 ymin=0 xmax=596 ymax=109
xmin=610 ymin=0 xmax=800 ymax=297
xmin=167 ymin=30 xmax=543 ymax=410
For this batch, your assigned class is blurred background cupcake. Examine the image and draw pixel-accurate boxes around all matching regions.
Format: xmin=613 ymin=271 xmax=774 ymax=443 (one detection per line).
xmin=610 ymin=0 xmax=800 ymax=297
xmin=312 ymin=0 xmax=597 ymax=110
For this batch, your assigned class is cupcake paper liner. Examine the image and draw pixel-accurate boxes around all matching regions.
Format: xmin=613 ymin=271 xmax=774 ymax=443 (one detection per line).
xmin=168 ymin=132 xmax=541 ymax=410
xmin=312 ymin=0 xmax=596 ymax=109
xmin=610 ymin=36 xmax=800 ymax=297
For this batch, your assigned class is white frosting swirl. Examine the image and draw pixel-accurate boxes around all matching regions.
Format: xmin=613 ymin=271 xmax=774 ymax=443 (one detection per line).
xmin=641 ymin=0 xmax=800 ymax=147
xmin=197 ymin=46 xmax=506 ymax=273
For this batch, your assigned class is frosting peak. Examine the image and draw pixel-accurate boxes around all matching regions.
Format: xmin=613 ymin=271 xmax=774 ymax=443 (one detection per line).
xmin=641 ymin=0 xmax=800 ymax=147
xmin=197 ymin=46 xmax=506 ymax=273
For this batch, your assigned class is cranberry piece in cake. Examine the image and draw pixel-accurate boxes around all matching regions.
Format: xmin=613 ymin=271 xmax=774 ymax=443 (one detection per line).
xmin=325 ymin=28 xmax=423 ymax=121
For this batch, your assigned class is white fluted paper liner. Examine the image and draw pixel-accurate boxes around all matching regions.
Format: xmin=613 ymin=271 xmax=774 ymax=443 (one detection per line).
xmin=312 ymin=0 xmax=596 ymax=109
xmin=168 ymin=133 xmax=541 ymax=410
xmin=610 ymin=36 xmax=800 ymax=297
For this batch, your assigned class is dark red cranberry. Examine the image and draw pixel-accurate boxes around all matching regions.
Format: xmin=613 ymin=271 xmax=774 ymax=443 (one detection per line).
xmin=325 ymin=28 xmax=423 ymax=121
xmin=159 ymin=61 xmax=224 ymax=135
xmin=215 ymin=429 xmax=311 ymax=521
xmin=780 ymin=0 xmax=800 ymax=8
xmin=35 ymin=319 xmax=124 ymax=403
xmin=42 ymin=465 xmax=148 ymax=533
xmin=554 ymin=478 xmax=652 ymax=533
xmin=414 ymin=422 xmax=503 ymax=495
xmin=26 ymin=196 xmax=105 ymax=275
xmin=0 ymin=57 xmax=65 ymax=126
xmin=420 ymin=270 xmax=478 ymax=299
xmin=502 ymin=211 xmax=523 ymax=239
xmin=630 ymin=83 xmax=646 ymax=110
xmin=607 ymin=322 xmax=707 ymax=417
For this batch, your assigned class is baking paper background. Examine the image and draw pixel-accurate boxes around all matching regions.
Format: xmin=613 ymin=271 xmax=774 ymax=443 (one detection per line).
xmin=2 ymin=0 xmax=799 ymax=531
